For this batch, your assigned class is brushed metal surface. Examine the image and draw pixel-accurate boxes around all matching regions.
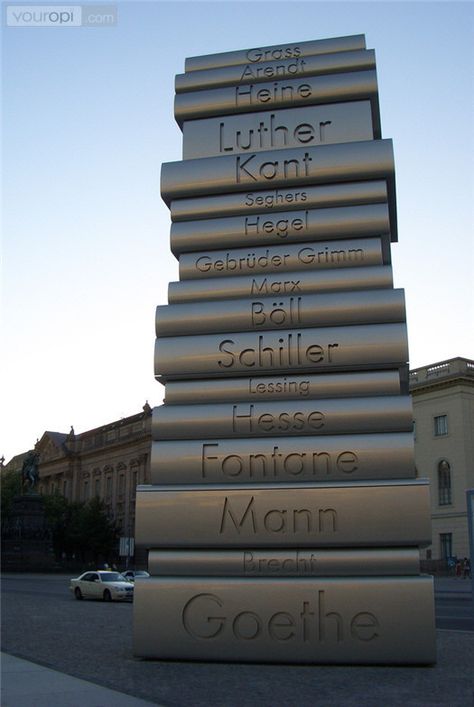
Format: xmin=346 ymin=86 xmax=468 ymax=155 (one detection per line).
xmin=177 ymin=50 xmax=376 ymax=93
xmin=154 ymin=322 xmax=408 ymax=380
xmin=163 ymin=370 xmax=403 ymax=404
xmin=161 ymin=139 xmax=394 ymax=205
xmin=157 ymin=288 xmax=405 ymax=336
xmin=133 ymin=576 xmax=436 ymax=664
xmin=147 ymin=548 xmax=421 ymax=576
xmin=174 ymin=70 xmax=380 ymax=132
xmin=177 ymin=237 xmax=384 ymax=276
xmin=170 ymin=180 xmax=388 ymax=222
xmin=135 ymin=480 xmax=431 ymax=548
xmin=170 ymin=203 xmax=390 ymax=256
xmin=185 ymin=36 xmax=367 ymax=72
xmin=149 ymin=432 xmax=415 ymax=484
xmin=171 ymin=264 xmax=393 ymax=303
xmin=182 ymin=102 xmax=374 ymax=158
xmin=151 ymin=396 xmax=413 ymax=440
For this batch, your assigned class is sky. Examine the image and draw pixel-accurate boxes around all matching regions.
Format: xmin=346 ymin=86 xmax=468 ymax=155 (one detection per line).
xmin=2 ymin=0 xmax=473 ymax=462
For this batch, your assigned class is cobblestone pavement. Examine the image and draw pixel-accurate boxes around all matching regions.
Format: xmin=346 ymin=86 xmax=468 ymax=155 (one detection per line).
xmin=2 ymin=574 xmax=474 ymax=707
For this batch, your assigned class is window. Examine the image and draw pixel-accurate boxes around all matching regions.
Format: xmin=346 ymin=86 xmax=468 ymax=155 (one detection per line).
xmin=440 ymin=533 xmax=452 ymax=560
xmin=63 ymin=479 xmax=68 ymax=497
xmin=118 ymin=475 xmax=125 ymax=494
xmin=95 ymin=478 xmax=101 ymax=497
xmin=83 ymin=480 xmax=89 ymax=501
xmin=434 ymin=415 xmax=448 ymax=437
xmin=106 ymin=476 xmax=112 ymax=497
xmin=438 ymin=460 xmax=452 ymax=505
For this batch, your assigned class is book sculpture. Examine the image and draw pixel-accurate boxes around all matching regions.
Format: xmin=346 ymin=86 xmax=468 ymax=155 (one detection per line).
xmin=133 ymin=34 xmax=436 ymax=664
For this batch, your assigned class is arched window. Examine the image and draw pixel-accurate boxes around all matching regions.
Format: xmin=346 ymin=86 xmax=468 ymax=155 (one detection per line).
xmin=438 ymin=460 xmax=452 ymax=505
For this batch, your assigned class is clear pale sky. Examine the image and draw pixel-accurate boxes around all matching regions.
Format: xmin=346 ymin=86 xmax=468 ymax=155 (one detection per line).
xmin=2 ymin=1 xmax=473 ymax=462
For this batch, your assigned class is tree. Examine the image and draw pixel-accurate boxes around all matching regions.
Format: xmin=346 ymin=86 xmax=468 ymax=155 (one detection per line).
xmin=43 ymin=494 xmax=118 ymax=564
xmin=0 ymin=470 xmax=22 ymax=523
xmin=78 ymin=497 xmax=119 ymax=564
xmin=43 ymin=493 xmax=83 ymax=560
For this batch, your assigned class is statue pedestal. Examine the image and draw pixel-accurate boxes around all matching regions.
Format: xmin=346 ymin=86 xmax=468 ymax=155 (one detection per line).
xmin=1 ymin=495 xmax=54 ymax=571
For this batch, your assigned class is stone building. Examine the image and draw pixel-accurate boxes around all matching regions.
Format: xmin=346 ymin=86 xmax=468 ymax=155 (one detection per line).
xmin=410 ymin=357 xmax=474 ymax=564
xmin=31 ymin=403 xmax=152 ymax=564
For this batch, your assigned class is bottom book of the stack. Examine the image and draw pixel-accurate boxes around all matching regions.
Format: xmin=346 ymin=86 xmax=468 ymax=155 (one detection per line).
xmin=133 ymin=575 xmax=436 ymax=664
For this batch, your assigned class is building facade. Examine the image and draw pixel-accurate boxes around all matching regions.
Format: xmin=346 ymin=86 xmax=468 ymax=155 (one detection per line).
xmin=27 ymin=403 xmax=152 ymax=563
xmin=410 ymin=357 xmax=474 ymax=563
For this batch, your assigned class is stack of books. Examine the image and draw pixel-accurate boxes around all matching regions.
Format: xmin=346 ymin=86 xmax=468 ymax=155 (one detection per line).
xmin=133 ymin=34 xmax=436 ymax=664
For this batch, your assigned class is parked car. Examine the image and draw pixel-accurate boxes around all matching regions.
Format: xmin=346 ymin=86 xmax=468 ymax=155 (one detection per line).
xmin=121 ymin=570 xmax=150 ymax=582
xmin=70 ymin=571 xmax=134 ymax=601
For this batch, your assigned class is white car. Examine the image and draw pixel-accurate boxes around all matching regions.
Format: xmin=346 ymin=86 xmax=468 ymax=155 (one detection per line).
xmin=70 ymin=571 xmax=134 ymax=602
xmin=121 ymin=570 xmax=150 ymax=582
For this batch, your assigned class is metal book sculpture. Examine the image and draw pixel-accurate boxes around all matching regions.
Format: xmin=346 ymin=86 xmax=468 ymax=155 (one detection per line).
xmin=133 ymin=34 xmax=436 ymax=665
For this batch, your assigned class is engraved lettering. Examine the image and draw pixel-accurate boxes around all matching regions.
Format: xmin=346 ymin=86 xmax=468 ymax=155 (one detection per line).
xmin=240 ymin=59 xmax=307 ymax=82
xmin=218 ymin=495 xmax=337 ymax=535
xmin=219 ymin=496 xmax=257 ymax=534
xmin=251 ymin=279 xmax=302 ymax=295
xmin=319 ymin=120 xmax=332 ymax=142
xmin=350 ymin=612 xmax=379 ymax=641
xmin=182 ymin=593 xmax=225 ymax=639
xmin=297 ymin=245 xmax=365 ymax=265
xmin=231 ymin=402 xmax=324 ymax=433
xmin=243 ymin=550 xmax=318 ymax=574
xmin=219 ymin=114 xmax=316 ymax=153
xmin=236 ymin=152 xmax=313 ymax=183
xmin=251 ymin=298 xmax=302 ymax=327
xmin=217 ymin=334 xmax=339 ymax=369
xmin=181 ymin=591 xmax=379 ymax=644
xmin=244 ymin=189 xmax=308 ymax=209
xmin=203 ymin=442 xmax=358 ymax=480
xmin=246 ymin=46 xmax=302 ymax=63
xmin=248 ymin=377 xmax=310 ymax=397
xmin=244 ymin=211 xmax=308 ymax=238
xmin=235 ymin=82 xmax=312 ymax=107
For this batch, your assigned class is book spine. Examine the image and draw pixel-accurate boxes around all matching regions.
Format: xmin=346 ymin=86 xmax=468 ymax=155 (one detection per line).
xmin=156 ymin=288 xmax=405 ymax=336
xmin=184 ymin=35 xmax=367 ymax=72
xmin=151 ymin=396 xmax=413 ymax=440
xmin=154 ymin=323 xmax=408 ymax=380
xmin=160 ymin=139 xmax=394 ymax=207
xmin=135 ymin=480 xmax=430 ymax=548
xmin=170 ymin=180 xmax=388 ymax=222
xmin=133 ymin=576 xmax=436 ymax=664
xmin=147 ymin=548 xmax=421 ymax=576
xmin=177 ymin=49 xmax=376 ymax=94
xmin=182 ymin=101 xmax=374 ymax=159
xmin=149 ymin=432 xmax=415 ymax=484
xmin=163 ymin=370 xmax=403 ymax=404
xmin=178 ymin=235 xmax=386 ymax=278
xmin=174 ymin=70 xmax=379 ymax=128
xmin=170 ymin=265 xmax=393 ymax=303
xmin=169 ymin=203 xmax=390 ymax=256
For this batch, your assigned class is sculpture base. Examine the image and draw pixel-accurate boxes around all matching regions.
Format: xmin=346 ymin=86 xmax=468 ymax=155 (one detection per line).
xmin=133 ymin=575 xmax=436 ymax=664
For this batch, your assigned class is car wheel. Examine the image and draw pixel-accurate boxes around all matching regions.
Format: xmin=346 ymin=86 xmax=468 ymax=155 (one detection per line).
xmin=103 ymin=589 xmax=112 ymax=602
xmin=74 ymin=587 xmax=83 ymax=600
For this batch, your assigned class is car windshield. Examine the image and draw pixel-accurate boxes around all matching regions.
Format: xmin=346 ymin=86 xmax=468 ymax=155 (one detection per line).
xmin=99 ymin=572 xmax=125 ymax=582
xmin=135 ymin=571 xmax=149 ymax=577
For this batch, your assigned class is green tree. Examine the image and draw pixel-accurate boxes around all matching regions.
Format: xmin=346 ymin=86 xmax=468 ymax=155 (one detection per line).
xmin=42 ymin=494 xmax=118 ymax=564
xmin=78 ymin=497 xmax=119 ymax=564
xmin=43 ymin=493 xmax=83 ymax=560
xmin=0 ymin=470 xmax=22 ymax=523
